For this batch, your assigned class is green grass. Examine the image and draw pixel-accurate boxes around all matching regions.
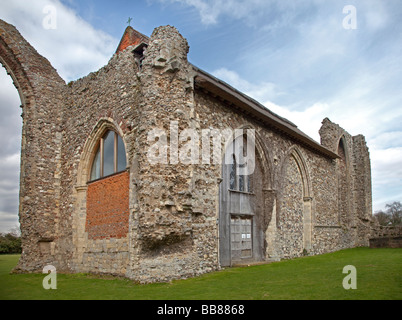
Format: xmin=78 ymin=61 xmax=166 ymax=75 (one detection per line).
xmin=0 ymin=248 xmax=401 ymax=300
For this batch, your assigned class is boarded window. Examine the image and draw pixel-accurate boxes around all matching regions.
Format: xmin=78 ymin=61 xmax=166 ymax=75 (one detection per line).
xmin=230 ymin=216 xmax=253 ymax=260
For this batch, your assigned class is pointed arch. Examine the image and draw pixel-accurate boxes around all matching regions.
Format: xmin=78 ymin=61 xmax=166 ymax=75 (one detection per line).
xmin=337 ymin=135 xmax=351 ymax=226
xmin=72 ymin=118 xmax=130 ymax=268
xmin=278 ymin=146 xmax=313 ymax=256
xmin=0 ymin=19 xmax=65 ymax=109
xmin=76 ymin=118 xmax=127 ymax=187
xmin=219 ymin=124 xmax=275 ymax=266
xmin=221 ymin=124 xmax=274 ymax=191
xmin=337 ymin=135 xmax=350 ymax=167
xmin=286 ymin=146 xmax=312 ymax=199
xmin=253 ymin=129 xmax=274 ymax=191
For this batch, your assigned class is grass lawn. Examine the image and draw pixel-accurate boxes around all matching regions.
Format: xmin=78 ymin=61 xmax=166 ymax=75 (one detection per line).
xmin=0 ymin=247 xmax=401 ymax=300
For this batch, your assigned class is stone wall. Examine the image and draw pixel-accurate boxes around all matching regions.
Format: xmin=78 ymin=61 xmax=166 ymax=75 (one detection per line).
xmin=192 ymin=89 xmax=349 ymax=262
xmin=371 ymin=225 xmax=402 ymax=238
xmin=0 ymin=19 xmax=377 ymax=283
xmin=1 ymin=20 xmax=66 ymax=272
xmin=278 ymin=155 xmax=304 ymax=258
xmin=319 ymin=118 xmax=373 ymax=247
xmin=127 ymin=25 xmax=220 ymax=282
xmin=369 ymin=237 xmax=402 ymax=248
xmin=64 ymin=46 xmax=141 ymax=275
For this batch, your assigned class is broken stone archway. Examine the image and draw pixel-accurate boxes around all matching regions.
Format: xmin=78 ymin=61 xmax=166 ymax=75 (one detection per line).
xmin=0 ymin=19 xmax=68 ymax=271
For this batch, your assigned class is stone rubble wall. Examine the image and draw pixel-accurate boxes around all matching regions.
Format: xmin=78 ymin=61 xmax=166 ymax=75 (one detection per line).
xmin=62 ymin=47 xmax=141 ymax=276
xmin=127 ymin=25 xmax=219 ymax=282
xmin=0 ymin=19 xmax=378 ymax=283
xmin=0 ymin=20 xmax=66 ymax=272
xmin=319 ymin=118 xmax=374 ymax=247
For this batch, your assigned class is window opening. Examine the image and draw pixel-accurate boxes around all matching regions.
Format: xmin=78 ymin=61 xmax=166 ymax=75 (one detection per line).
xmin=229 ymin=136 xmax=253 ymax=193
xmin=229 ymin=154 xmax=237 ymax=190
xmin=90 ymin=130 xmax=126 ymax=181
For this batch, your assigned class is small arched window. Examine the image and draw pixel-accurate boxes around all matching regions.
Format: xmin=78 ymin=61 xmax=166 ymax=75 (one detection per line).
xmin=90 ymin=130 xmax=127 ymax=181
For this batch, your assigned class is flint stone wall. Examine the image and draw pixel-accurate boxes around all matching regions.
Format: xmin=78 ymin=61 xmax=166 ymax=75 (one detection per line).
xmin=0 ymin=19 xmax=384 ymax=283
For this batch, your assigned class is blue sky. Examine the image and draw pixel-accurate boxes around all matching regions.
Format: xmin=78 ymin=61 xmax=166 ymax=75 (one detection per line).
xmin=0 ymin=0 xmax=402 ymax=232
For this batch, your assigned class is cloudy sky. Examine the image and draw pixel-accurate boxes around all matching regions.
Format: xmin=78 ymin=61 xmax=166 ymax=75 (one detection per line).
xmin=0 ymin=0 xmax=401 ymax=232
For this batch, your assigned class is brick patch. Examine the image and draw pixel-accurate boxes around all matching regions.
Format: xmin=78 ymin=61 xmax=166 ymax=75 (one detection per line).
xmin=86 ymin=171 xmax=130 ymax=240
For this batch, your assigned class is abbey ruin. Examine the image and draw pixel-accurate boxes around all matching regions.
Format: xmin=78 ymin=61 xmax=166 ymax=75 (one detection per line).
xmin=0 ymin=20 xmax=378 ymax=283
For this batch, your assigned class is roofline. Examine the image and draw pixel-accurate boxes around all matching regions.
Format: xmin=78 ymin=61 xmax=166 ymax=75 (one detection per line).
xmin=192 ymin=65 xmax=339 ymax=159
xmin=115 ymin=26 xmax=149 ymax=54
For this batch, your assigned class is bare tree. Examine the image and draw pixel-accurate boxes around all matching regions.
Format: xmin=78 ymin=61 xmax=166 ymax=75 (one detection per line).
xmin=385 ymin=201 xmax=402 ymax=226
xmin=374 ymin=210 xmax=390 ymax=226
xmin=374 ymin=201 xmax=402 ymax=227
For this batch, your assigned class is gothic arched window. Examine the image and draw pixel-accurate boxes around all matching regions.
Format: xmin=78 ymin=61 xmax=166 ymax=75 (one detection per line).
xmin=90 ymin=130 xmax=127 ymax=181
xmin=228 ymin=135 xmax=253 ymax=193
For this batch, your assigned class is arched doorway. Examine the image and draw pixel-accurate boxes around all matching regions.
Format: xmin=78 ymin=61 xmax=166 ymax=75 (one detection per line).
xmin=219 ymin=129 xmax=272 ymax=266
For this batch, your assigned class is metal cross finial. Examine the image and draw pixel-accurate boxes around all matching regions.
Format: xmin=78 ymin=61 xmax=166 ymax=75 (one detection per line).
xmin=127 ymin=17 xmax=133 ymax=27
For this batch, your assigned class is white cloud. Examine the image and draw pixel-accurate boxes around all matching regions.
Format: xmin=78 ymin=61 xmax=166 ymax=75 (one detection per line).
xmin=265 ymin=102 xmax=330 ymax=142
xmin=163 ymin=0 xmax=394 ymax=34
xmin=0 ymin=69 xmax=22 ymax=149
xmin=370 ymin=131 xmax=402 ymax=150
xmin=213 ymin=68 xmax=279 ymax=103
xmin=0 ymin=0 xmax=117 ymax=81
xmin=371 ymin=148 xmax=402 ymax=184
xmin=0 ymin=68 xmax=21 ymax=233
xmin=0 ymin=212 xmax=20 ymax=233
xmin=363 ymin=1 xmax=389 ymax=31
xmin=212 ymin=67 xmax=329 ymax=141
xmin=0 ymin=150 xmax=20 ymax=233
xmin=159 ymin=0 xmax=299 ymax=26
xmin=371 ymin=147 xmax=402 ymax=210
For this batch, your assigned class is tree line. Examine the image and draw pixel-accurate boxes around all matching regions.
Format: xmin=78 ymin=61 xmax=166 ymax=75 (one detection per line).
xmin=374 ymin=201 xmax=402 ymax=227
xmin=0 ymin=228 xmax=22 ymax=254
